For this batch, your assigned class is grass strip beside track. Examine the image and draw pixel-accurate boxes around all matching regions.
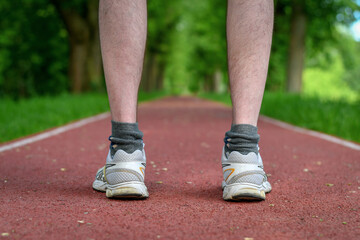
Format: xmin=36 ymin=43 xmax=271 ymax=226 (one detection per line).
xmin=200 ymin=92 xmax=360 ymax=143
xmin=0 ymin=91 xmax=166 ymax=143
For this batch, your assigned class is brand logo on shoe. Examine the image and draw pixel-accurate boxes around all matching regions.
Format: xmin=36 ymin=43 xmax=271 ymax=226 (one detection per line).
xmin=139 ymin=167 xmax=145 ymax=176
xmin=223 ymin=168 xmax=235 ymax=181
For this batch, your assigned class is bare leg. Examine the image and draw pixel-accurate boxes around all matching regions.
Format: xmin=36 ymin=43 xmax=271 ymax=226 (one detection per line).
xmin=99 ymin=0 xmax=147 ymax=123
xmin=227 ymin=0 xmax=273 ymax=126
xmin=93 ymin=0 xmax=148 ymax=199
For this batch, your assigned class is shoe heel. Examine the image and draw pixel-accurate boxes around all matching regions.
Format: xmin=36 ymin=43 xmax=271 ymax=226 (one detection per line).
xmin=106 ymin=182 xmax=149 ymax=199
xmin=223 ymin=184 xmax=265 ymax=201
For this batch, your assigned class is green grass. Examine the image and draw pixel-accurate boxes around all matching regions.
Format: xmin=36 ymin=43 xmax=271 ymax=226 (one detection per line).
xmin=0 ymin=91 xmax=167 ymax=143
xmin=3 ymin=90 xmax=359 ymax=144
xmin=303 ymin=56 xmax=359 ymax=102
xmin=199 ymin=92 xmax=360 ymax=143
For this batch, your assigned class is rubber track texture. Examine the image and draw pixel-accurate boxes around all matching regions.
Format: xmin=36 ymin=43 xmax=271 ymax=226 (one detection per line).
xmin=0 ymin=97 xmax=359 ymax=239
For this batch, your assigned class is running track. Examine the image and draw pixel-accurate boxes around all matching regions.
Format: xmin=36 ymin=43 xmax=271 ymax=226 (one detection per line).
xmin=0 ymin=97 xmax=359 ymax=239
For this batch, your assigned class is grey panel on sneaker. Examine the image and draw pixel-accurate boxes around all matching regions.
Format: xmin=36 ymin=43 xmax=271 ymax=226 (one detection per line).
xmin=110 ymin=149 xmax=145 ymax=163
xmin=228 ymin=172 xmax=264 ymax=185
xmin=103 ymin=148 xmax=146 ymax=186
xmin=223 ymin=150 xmax=267 ymax=185
xmin=106 ymin=168 xmax=143 ymax=181
xmin=221 ymin=146 xmax=272 ymax=200
xmin=93 ymin=145 xmax=148 ymax=197
xmin=106 ymin=170 xmax=143 ymax=184
xmin=226 ymin=151 xmax=259 ymax=164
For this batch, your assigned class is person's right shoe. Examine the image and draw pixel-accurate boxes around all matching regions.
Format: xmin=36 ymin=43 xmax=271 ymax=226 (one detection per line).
xmin=92 ymin=147 xmax=149 ymax=199
xmin=221 ymin=147 xmax=271 ymax=201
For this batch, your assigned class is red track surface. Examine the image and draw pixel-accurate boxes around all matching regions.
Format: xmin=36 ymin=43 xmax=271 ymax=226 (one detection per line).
xmin=1 ymin=97 xmax=359 ymax=240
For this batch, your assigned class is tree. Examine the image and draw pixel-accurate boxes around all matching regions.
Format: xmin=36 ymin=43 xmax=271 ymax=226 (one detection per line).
xmin=0 ymin=0 xmax=68 ymax=99
xmin=269 ymin=0 xmax=359 ymax=93
xmin=141 ymin=0 xmax=180 ymax=92
xmin=50 ymin=0 xmax=102 ymax=93
xmin=188 ymin=0 xmax=227 ymax=93
xmin=286 ymin=0 xmax=306 ymax=92
xmin=142 ymin=0 xmax=227 ymax=94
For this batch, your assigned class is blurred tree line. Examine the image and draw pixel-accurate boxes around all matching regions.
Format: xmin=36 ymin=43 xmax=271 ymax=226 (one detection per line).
xmin=0 ymin=0 xmax=359 ymax=99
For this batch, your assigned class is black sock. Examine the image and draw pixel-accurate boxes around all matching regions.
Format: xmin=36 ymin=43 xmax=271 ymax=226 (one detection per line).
xmin=110 ymin=121 xmax=143 ymax=155
xmin=224 ymin=124 xmax=259 ymax=155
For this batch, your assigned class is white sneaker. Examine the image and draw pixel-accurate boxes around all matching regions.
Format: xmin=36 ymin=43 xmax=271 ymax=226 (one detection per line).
xmin=221 ymin=147 xmax=271 ymax=201
xmin=92 ymin=148 xmax=149 ymax=199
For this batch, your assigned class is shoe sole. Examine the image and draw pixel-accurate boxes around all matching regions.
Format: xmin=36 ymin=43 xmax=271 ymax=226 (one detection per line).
xmin=223 ymin=183 xmax=266 ymax=201
xmin=106 ymin=182 xmax=149 ymax=199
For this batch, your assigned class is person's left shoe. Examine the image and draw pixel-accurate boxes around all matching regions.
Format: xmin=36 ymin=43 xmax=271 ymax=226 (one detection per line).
xmin=92 ymin=148 xmax=149 ymax=199
xmin=221 ymin=147 xmax=271 ymax=201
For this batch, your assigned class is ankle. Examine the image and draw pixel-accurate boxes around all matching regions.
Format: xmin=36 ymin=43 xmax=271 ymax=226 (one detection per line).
xmin=224 ymin=124 xmax=259 ymax=155
xmin=110 ymin=121 xmax=143 ymax=155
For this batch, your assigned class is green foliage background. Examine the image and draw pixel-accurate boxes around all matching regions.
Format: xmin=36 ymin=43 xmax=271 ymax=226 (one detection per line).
xmin=0 ymin=0 xmax=359 ymax=100
xmin=0 ymin=0 xmax=69 ymax=99
xmin=0 ymin=0 xmax=359 ymax=143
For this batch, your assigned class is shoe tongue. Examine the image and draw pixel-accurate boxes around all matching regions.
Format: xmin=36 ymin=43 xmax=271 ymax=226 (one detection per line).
xmin=227 ymin=151 xmax=258 ymax=164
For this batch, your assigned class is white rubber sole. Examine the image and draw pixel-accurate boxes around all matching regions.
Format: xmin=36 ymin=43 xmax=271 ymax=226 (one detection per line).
xmin=222 ymin=183 xmax=268 ymax=201
xmin=106 ymin=182 xmax=149 ymax=199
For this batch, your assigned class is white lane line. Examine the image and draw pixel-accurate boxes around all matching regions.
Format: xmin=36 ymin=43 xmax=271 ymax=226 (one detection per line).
xmin=0 ymin=112 xmax=110 ymax=153
xmin=260 ymin=115 xmax=360 ymax=151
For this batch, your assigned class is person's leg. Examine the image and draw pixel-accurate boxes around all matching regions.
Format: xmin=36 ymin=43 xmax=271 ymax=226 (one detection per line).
xmin=227 ymin=0 xmax=273 ymax=126
xmin=221 ymin=0 xmax=273 ymax=201
xmin=100 ymin=0 xmax=147 ymax=123
xmin=92 ymin=0 xmax=149 ymax=199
